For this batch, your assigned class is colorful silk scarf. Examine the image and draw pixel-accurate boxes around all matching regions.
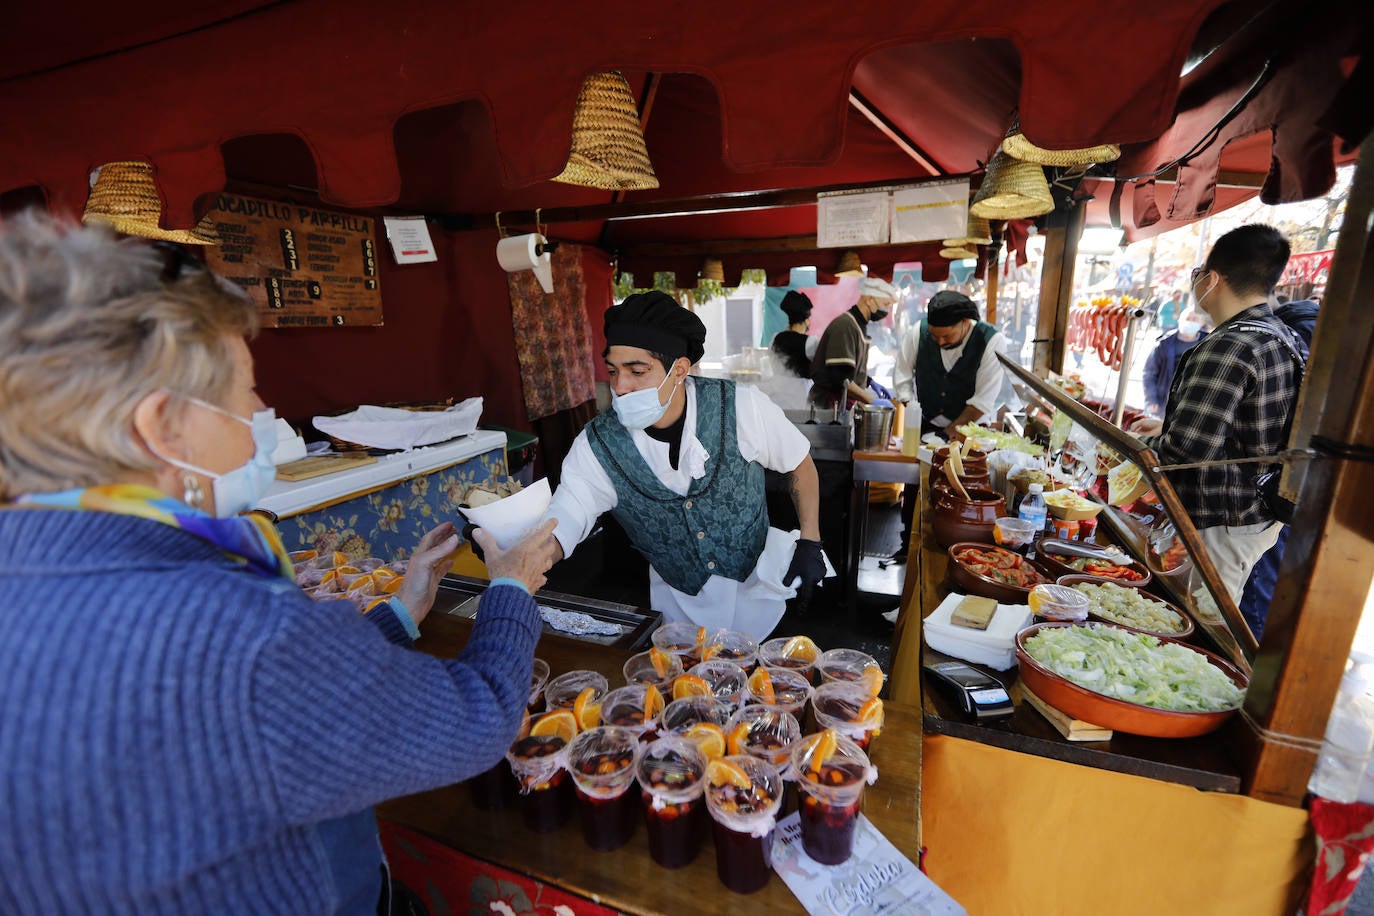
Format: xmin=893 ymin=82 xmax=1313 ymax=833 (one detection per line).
xmin=14 ymin=484 xmax=294 ymax=580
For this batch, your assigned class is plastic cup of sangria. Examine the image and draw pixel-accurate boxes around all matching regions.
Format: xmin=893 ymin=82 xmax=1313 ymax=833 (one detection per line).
xmin=637 ymin=735 xmax=709 ymax=869
xmin=623 ymin=648 xmax=683 ymax=702
xmin=544 ymin=670 xmax=609 ymax=712
xmin=699 ymin=628 xmax=759 ymax=670
xmin=566 ymin=726 xmax=642 ymax=852
xmin=682 ymin=660 xmax=748 ymax=711
xmin=726 ymin=705 xmax=802 ymax=816
xmin=744 ymin=665 xmax=813 ymax=717
xmin=506 ymin=709 xmax=577 ymax=833
xmin=467 ymin=657 xmax=553 ymax=811
xmin=810 ymin=682 xmax=885 ymax=753
xmin=598 ymin=684 xmax=666 ymax=742
xmin=703 ymin=755 xmax=784 ymax=894
xmin=757 ymin=635 xmax=823 ymax=683
xmin=651 ymin=622 xmax=710 ymax=668
xmin=815 ymin=648 xmax=885 ymax=694
xmin=790 ymin=730 xmax=875 ymax=866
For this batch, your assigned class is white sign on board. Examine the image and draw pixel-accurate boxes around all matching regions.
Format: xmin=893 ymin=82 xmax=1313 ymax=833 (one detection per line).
xmin=817 ymin=190 xmax=891 ymax=249
xmin=891 ymin=179 xmax=970 ymax=243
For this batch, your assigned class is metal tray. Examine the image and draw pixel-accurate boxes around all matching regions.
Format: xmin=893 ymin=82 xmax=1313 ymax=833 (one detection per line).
xmin=432 ymin=575 xmax=660 ymax=650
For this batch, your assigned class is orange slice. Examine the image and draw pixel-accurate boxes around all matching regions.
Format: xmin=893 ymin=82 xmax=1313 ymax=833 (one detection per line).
xmin=290 ymin=549 xmax=318 ymax=563
xmin=381 ymin=576 xmax=404 ymax=594
xmin=320 ymin=569 xmax=339 ymax=585
xmin=856 ymin=696 xmax=883 ymax=725
xmin=807 ymin=729 xmax=838 ymax=775
xmin=858 ymin=663 xmax=884 ymax=697
xmin=572 ymin=687 xmax=602 ymax=731
xmin=643 ymin=684 xmax=665 ymax=718
xmin=530 ymin=709 xmax=577 ymax=742
xmin=684 ymin=722 xmax=726 ymax=759
xmin=332 ymin=551 xmax=350 ymax=567
xmin=371 ymin=567 xmax=398 ymax=582
xmin=781 ymin=635 xmax=820 ymax=664
xmin=747 ymin=668 xmax=775 ymax=704
xmin=694 ymin=626 xmax=709 ymax=654
xmin=648 ymin=647 xmax=674 ymax=678
xmin=336 ymin=565 xmax=362 ymax=577
xmin=700 ymin=642 xmax=724 ymax=662
xmin=672 ymin=673 xmax=713 ymax=700
xmin=364 ymin=596 xmax=391 ymax=613
xmin=726 ymin=721 xmax=751 ymax=756
xmin=705 ymin=757 xmax=752 ymax=789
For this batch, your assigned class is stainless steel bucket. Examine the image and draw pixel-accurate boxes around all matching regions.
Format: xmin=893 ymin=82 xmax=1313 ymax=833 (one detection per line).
xmin=854 ymin=405 xmax=894 ymax=451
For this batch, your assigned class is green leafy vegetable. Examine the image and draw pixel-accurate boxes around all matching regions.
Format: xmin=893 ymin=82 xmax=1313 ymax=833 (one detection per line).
xmin=956 ymin=425 xmax=1045 ymax=456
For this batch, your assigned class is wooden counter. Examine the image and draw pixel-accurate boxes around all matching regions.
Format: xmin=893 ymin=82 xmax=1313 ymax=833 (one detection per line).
xmin=378 ymin=612 xmax=923 ymax=915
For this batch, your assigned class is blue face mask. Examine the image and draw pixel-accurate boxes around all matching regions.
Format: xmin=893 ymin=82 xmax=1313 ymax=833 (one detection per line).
xmin=156 ymin=395 xmax=279 ymax=517
xmin=611 ymin=371 xmax=681 ymax=430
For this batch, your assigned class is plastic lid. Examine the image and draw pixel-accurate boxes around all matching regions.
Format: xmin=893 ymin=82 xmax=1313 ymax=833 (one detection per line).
xmin=1028 ymin=483 xmax=1044 ymax=494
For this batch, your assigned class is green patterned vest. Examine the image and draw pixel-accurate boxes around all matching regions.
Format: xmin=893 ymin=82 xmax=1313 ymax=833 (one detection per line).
xmin=915 ymin=319 xmax=997 ymax=421
xmin=586 ymin=377 xmax=768 ymax=596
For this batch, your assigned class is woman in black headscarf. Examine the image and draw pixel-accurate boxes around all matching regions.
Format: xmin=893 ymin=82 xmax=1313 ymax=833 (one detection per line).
xmin=770 ymin=290 xmax=815 ymax=378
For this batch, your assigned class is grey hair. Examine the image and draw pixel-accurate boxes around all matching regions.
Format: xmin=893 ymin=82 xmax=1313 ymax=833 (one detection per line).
xmin=0 ymin=211 xmax=259 ymax=500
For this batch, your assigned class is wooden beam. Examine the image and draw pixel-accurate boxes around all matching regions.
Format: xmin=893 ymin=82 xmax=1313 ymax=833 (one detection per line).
xmin=1031 ymin=203 xmax=1085 ymax=376
xmin=1150 ymin=167 xmax=1268 ymax=190
xmin=614 ymin=235 xmax=822 ymax=258
xmin=847 ymin=89 xmax=944 ymax=177
xmin=1237 ymin=140 xmax=1374 ymax=805
xmin=984 ymin=226 xmax=1003 ymax=324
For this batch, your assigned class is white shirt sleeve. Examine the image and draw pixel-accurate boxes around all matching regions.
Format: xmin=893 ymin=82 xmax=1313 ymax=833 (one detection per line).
xmin=735 ymin=385 xmax=811 ymax=473
xmin=893 ymin=325 xmax=919 ymax=404
xmin=545 ymin=429 xmax=619 ymax=560
xmin=966 ymin=331 xmax=1008 ymax=420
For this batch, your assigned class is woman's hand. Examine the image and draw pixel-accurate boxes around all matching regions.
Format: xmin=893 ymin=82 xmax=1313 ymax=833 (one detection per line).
xmin=1130 ymin=416 xmax=1164 ymax=437
xmin=396 ymin=522 xmax=462 ymax=627
xmin=472 ymin=519 xmax=561 ymax=594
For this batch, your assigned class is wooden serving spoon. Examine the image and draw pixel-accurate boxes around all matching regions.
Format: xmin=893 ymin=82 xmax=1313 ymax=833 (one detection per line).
xmin=943 ymin=460 xmax=972 ymax=501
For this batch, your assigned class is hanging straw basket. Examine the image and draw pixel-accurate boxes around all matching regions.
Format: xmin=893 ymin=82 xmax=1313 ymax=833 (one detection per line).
xmin=1002 ymin=131 xmax=1120 ymax=167
xmin=940 ymin=246 xmax=978 ymax=260
xmin=835 ymin=249 xmax=864 ymax=276
xmin=553 ymin=72 xmax=659 ymax=191
xmin=969 ymin=151 xmax=1054 ymax=221
xmin=700 ymin=257 xmax=725 ymax=282
xmin=82 ymin=161 xmax=220 ymax=245
xmin=943 ymin=212 xmax=993 ymax=248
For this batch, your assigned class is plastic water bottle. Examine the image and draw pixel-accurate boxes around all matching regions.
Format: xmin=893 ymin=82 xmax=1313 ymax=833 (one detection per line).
xmin=1018 ymin=483 xmax=1048 ymax=533
xmin=1310 ymin=652 xmax=1374 ymax=802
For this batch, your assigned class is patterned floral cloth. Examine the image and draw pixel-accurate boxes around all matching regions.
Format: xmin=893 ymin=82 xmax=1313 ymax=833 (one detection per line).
xmin=279 ymin=450 xmax=507 ymax=560
xmin=507 ymin=243 xmax=596 ymax=422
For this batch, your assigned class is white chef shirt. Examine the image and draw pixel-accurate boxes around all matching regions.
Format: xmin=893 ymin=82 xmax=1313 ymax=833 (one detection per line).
xmin=547 ymin=378 xmax=815 ymax=639
xmin=893 ymin=322 xmax=1007 ymax=427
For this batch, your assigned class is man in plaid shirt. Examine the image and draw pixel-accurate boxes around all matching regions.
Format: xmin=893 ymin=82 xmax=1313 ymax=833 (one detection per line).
xmin=1131 ymin=225 xmax=1306 ymax=606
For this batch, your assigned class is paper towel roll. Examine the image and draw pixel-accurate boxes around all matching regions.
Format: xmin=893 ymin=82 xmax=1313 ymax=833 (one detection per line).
xmin=496 ymin=233 xmax=554 ymax=293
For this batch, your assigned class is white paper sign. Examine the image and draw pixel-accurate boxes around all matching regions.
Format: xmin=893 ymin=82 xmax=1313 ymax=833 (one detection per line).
xmin=818 ymin=190 xmax=891 ymax=248
xmin=383 ymin=216 xmax=438 ymax=264
xmin=772 ymin=813 xmax=966 ymax=916
xmin=891 ymin=180 xmax=970 ymax=244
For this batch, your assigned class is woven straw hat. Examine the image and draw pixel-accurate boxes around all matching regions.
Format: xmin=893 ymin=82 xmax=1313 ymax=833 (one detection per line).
xmin=1002 ymin=130 xmax=1120 ymax=167
xmin=553 ymin=72 xmax=659 ymax=190
xmin=835 ymin=250 xmax=864 ymax=277
xmin=82 ymin=161 xmax=219 ymax=245
xmin=969 ymin=151 xmax=1054 ymax=221
xmin=943 ymin=212 xmax=993 ymax=248
xmin=940 ymin=246 xmax=978 ymax=260
xmin=700 ymin=257 xmax=724 ymax=282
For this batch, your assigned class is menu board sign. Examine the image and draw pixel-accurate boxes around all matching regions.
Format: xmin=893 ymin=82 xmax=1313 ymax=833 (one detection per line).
xmin=202 ymin=193 xmax=382 ymax=328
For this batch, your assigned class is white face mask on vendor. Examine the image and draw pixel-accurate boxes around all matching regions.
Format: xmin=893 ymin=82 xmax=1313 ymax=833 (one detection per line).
xmin=151 ymin=396 xmax=279 ymax=517
xmin=611 ymin=372 xmax=681 ymax=430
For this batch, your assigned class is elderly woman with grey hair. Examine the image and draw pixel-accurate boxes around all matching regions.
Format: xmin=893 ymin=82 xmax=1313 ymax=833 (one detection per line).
xmin=0 ymin=214 xmax=559 ymax=914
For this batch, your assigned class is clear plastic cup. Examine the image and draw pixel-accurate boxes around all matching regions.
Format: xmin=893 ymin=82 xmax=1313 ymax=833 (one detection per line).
xmin=637 ymin=736 xmax=709 ymax=869
xmin=651 ymin=621 xmax=709 ymax=667
xmin=685 ymin=660 xmax=749 ymax=710
xmin=816 ymin=648 xmax=883 ymax=690
xmin=726 ymin=706 xmax=800 ymax=769
xmin=599 ymin=685 xmax=663 ymax=740
xmin=505 ymin=712 xmax=575 ymax=833
xmin=544 ymin=669 xmax=610 ymax=711
xmin=745 ymin=666 xmax=813 ymax=716
xmin=700 ymin=629 xmax=759 ymax=670
xmin=566 ymin=726 xmax=641 ymax=851
xmin=623 ymin=649 xmax=684 ymax=700
xmin=661 ymin=696 xmax=733 ymax=736
xmin=1028 ymin=583 xmax=1091 ymax=622
xmin=757 ymin=636 xmax=822 ymax=681
xmin=703 ymin=755 xmax=784 ymax=894
xmin=993 ymin=516 xmax=1037 ymax=554
xmin=528 ymin=658 xmax=551 ymax=709
xmin=790 ymin=731 xmax=875 ymax=865
xmin=811 ymin=681 xmax=885 ymax=752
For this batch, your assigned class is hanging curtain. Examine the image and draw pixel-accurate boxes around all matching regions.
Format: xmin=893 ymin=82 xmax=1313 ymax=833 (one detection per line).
xmin=506 ymin=242 xmax=596 ymax=421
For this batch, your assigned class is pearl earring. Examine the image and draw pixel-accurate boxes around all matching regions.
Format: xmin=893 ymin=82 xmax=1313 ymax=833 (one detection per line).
xmin=182 ymin=473 xmax=204 ymax=510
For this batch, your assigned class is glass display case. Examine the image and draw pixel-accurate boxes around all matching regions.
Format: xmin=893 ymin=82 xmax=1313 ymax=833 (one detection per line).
xmin=997 ymin=354 xmax=1256 ymax=673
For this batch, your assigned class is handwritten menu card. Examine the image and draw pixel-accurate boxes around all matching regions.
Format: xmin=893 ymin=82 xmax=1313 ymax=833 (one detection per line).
xmin=202 ymin=193 xmax=382 ymax=328
xmin=772 ymin=813 xmax=966 ymax=915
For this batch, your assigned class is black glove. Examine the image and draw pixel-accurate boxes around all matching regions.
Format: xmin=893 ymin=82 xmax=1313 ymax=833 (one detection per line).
xmin=783 ymin=538 xmax=826 ymax=610
xmin=460 ymin=521 xmax=485 ymax=562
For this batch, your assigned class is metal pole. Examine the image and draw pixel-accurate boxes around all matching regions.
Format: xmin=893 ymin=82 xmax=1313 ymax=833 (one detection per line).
xmin=1110 ymin=307 xmax=1149 ymax=427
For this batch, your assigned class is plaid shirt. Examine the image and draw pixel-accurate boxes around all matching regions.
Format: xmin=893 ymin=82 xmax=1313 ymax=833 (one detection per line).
xmin=1145 ymin=303 xmax=1306 ymax=528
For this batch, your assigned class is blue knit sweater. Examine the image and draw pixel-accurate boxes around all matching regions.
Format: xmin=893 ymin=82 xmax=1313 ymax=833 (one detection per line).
xmin=0 ymin=509 xmax=541 ymax=914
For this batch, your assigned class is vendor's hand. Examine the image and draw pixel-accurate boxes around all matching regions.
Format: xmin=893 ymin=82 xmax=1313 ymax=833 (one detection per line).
xmin=396 ymin=522 xmax=462 ymax=627
xmin=948 ymin=426 xmax=967 ymax=444
xmin=1130 ymin=416 xmax=1163 ymax=437
xmin=868 ymin=379 xmax=894 ymax=400
xmin=473 ymin=519 xmax=561 ymax=595
xmin=871 ymin=398 xmax=894 ymax=409
xmin=784 ymin=538 xmax=827 ymax=610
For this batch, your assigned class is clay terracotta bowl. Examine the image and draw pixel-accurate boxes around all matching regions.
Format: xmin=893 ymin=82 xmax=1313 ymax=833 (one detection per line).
xmin=931 ymin=487 xmax=1005 ymax=548
xmin=1015 ymin=622 xmax=1245 ymax=738
xmin=945 ymin=541 xmax=1051 ymax=604
xmin=1033 ymin=537 xmax=1153 ymax=588
xmin=932 ymin=446 xmax=989 ymax=476
xmin=1055 ymin=574 xmax=1195 ymax=639
xmin=929 ymin=473 xmax=993 ymax=505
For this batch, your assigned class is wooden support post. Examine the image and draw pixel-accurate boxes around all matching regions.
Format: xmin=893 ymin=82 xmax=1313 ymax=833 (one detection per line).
xmin=1031 ymin=202 xmax=1085 ymax=377
xmin=985 ymin=234 xmax=1001 ymax=324
xmin=1237 ymin=141 xmax=1374 ymax=805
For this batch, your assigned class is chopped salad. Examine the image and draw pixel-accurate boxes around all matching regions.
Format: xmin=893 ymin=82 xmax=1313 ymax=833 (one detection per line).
xmin=952 ymin=546 xmax=1049 ymax=589
xmin=1063 ymin=556 xmax=1146 ymax=582
xmin=1070 ymin=581 xmax=1188 ymax=635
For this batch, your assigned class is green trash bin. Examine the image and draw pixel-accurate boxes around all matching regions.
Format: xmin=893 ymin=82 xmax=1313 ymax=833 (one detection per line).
xmin=481 ymin=425 xmax=539 ymax=485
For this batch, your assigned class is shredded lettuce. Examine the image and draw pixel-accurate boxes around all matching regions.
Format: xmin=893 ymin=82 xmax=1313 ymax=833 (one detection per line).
xmin=1023 ymin=624 xmax=1244 ymax=713
xmin=956 ymin=425 xmax=1045 ymax=456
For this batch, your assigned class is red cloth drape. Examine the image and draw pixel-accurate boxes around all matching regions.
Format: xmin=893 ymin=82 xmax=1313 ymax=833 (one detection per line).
xmin=506 ymin=243 xmax=596 ymax=422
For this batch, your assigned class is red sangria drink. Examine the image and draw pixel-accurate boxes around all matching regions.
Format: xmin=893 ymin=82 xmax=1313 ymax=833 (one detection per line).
xmin=703 ymin=756 xmax=784 ymax=894
xmin=685 ymin=660 xmax=749 ymax=711
xmin=725 ymin=705 xmax=800 ymax=815
xmin=467 ymin=758 xmax=519 ymax=811
xmin=506 ymin=710 xmax=577 ymax=833
xmin=599 ymin=685 xmax=666 ymax=743
xmin=660 ymin=696 xmax=733 ymax=737
xmin=651 ymin=622 xmax=711 ymax=669
xmin=566 ymin=726 xmax=641 ymax=852
xmin=791 ymin=730 xmax=874 ymax=865
xmin=744 ymin=666 xmax=813 ymax=717
xmin=699 ymin=628 xmax=759 ymax=671
xmin=543 ymin=669 xmax=609 ymax=713
xmin=757 ymin=635 xmax=822 ymax=682
xmin=815 ymin=648 xmax=885 ymax=695
xmin=810 ymin=681 xmax=885 ymax=753
xmin=623 ymin=648 xmax=683 ymax=704
xmin=636 ymin=735 xmax=709 ymax=869
xmin=527 ymin=657 xmax=551 ymax=709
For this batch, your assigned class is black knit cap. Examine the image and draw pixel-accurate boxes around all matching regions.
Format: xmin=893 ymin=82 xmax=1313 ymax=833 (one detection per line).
xmin=604 ymin=290 xmax=708 ymax=365
xmin=779 ymin=290 xmax=813 ymax=323
xmin=926 ymin=290 xmax=980 ymax=327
